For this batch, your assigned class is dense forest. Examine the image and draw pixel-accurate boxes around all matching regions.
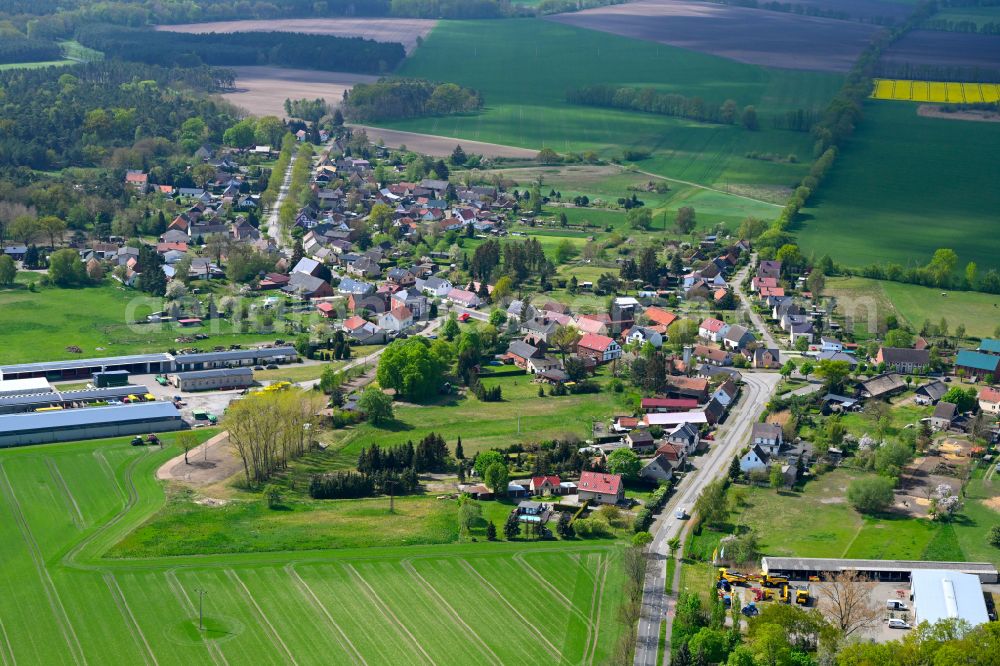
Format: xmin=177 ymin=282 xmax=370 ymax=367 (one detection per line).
xmin=0 ymin=37 xmax=62 ymax=65
xmin=566 ymin=84 xmax=753 ymax=127
xmin=0 ymin=61 xmax=237 ymax=171
xmin=342 ymin=79 xmax=483 ymax=122
xmin=76 ymin=25 xmax=405 ymax=74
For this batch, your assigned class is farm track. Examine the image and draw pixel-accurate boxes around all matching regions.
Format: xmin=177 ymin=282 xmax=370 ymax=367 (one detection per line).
xmin=227 ymin=570 xmax=298 ymax=665
xmin=345 ymin=564 xmax=437 ymax=665
xmin=513 ymin=551 xmax=596 ymax=627
xmin=93 ymin=450 xmax=127 ymax=503
xmin=458 ymin=559 xmax=564 ymax=662
xmin=586 ymin=556 xmax=611 ymax=665
xmin=102 ymin=573 xmax=157 ymax=666
xmin=0 ymin=612 xmax=14 ymax=666
xmin=285 ymin=564 xmax=367 ymax=666
xmin=0 ymin=464 xmax=86 ymax=666
xmin=47 ymin=458 xmax=84 ymax=528
xmin=400 ymin=560 xmax=502 ymax=666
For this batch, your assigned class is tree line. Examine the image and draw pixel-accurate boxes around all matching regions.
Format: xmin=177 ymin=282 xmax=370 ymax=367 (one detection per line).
xmin=758 ymin=0 xmax=937 ymax=254
xmin=0 ymin=37 xmax=62 ymax=64
xmin=342 ymin=79 xmax=483 ymax=122
xmin=76 ymin=25 xmax=406 ymax=74
xmin=875 ymin=60 xmax=1000 ymax=83
xmin=566 ymin=85 xmax=758 ymax=128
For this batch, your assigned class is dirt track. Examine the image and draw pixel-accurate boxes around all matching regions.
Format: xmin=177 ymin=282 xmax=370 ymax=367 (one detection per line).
xmin=546 ymin=0 xmax=879 ymax=72
xmin=349 ymin=125 xmax=539 ymax=158
xmin=157 ymin=18 xmax=437 ymax=54
xmin=221 ymin=66 xmax=378 ymax=117
xmin=156 ymin=431 xmax=243 ymax=488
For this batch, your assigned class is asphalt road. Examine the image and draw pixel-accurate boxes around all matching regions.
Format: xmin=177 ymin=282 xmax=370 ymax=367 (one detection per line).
xmin=266 ymin=152 xmax=295 ymax=255
xmin=633 ymin=371 xmax=780 ymax=666
xmin=733 ymin=256 xmax=780 ymax=352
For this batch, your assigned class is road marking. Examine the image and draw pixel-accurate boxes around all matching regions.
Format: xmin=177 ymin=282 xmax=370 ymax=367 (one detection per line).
xmin=285 ymin=564 xmax=367 ymax=666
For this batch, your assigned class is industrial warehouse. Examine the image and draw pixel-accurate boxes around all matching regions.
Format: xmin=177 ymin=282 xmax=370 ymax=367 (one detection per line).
xmin=0 ymin=402 xmax=183 ymax=447
xmin=168 ymin=367 xmax=255 ymax=392
xmin=0 ymin=346 xmax=297 ymax=381
xmin=761 ymin=556 xmax=1000 ymax=584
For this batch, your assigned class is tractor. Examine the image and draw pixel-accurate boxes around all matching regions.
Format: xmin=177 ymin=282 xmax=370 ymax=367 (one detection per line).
xmin=795 ymin=587 xmax=810 ymax=605
xmin=130 ymin=436 xmax=146 ymax=447
xmin=759 ymin=573 xmax=789 ymax=588
xmin=718 ymin=568 xmax=750 ymax=585
xmin=751 ymin=587 xmax=774 ymax=602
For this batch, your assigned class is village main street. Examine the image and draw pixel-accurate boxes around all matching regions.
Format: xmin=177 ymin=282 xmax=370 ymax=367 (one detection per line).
xmin=633 ymin=370 xmax=780 ymax=666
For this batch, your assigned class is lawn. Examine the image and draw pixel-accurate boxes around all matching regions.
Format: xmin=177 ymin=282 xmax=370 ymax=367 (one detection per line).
xmin=697 ymin=468 xmax=1000 ymax=566
xmin=0 ymin=430 xmax=624 ymax=664
xmin=797 ymin=101 xmax=1000 ymax=272
xmin=326 ymin=370 xmax=637 ymax=463
xmin=0 ymin=277 xmax=284 ymax=364
xmin=383 ymin=19 xmax=841 ymax=189
xmin=826 ymin=275 xmax=1000 ymax=339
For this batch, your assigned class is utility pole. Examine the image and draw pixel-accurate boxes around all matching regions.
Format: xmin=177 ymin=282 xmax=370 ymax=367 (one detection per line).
xmin=196 ymin=588 xmax=206 ymax=631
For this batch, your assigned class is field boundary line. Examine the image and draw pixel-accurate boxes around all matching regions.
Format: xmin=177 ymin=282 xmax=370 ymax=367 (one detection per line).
xmin=92 ymin=450 xmax=127 ymax=503
xmin=0 ymin=610 xmax=14 ymax=666
xmin=47 ymin=458 xmax=84 ymax=528
xmin=284 ymin=564 xmax=367 ymax=666
xmin=103 ymin=573 xmax=157 ymax=666
xmin=458 ymin=559 xmax=564 ymax=662
xmin=344 ymin=563 xmax=437 ymax=666
xmin=0 ymin=463 xmax=86 ymax=666
xmin=513 ymin=552 xmax=596 ymax=627
xmin=401 ymin=559 xmax=502 ymax=666
xmin=164 ymin=570 xmax=228 ymax=666
xmin=226 ymin=570 xmax=298 ymax=666
xmin=587 ymin=555 xmax=611 ymax=665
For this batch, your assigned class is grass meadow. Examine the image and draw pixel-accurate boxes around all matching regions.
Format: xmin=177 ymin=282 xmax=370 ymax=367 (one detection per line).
xmin=0 ymin=275 xmax=283 ymax=364
xmin=826 ymin=275 xmax=1000 ymax=339
xmin=686 ymin=468 xmax=1000 ymax=569
xmin=797 ymin=101 xmax=1000 ymax=272
xmin=385 ymin=19 xmax=841 ymax=189
xmin=0 ymin=430 xmax=624 ymax=664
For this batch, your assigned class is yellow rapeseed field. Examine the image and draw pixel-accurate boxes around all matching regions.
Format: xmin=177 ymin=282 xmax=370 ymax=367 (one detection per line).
xmin=871 ymin=78 xmax=1000 ymax=103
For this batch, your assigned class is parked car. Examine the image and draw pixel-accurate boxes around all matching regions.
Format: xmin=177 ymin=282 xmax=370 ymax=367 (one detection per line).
xmin=887 ymin=619 xmax=911 ymax=629
xmin=265 ymin=364 xmax=278 ymax=370
xmin=675 ymin=507 xmax=688 ymax=520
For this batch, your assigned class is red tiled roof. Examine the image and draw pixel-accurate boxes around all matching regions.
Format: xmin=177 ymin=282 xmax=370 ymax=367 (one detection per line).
xmin=700 ymin=318 xmax=725 ymax=332
xmin=316 ymin=302 xmax=336 ymax=313
xmin=530 ymin=475 xmax=560 ymax=489
xmin=578 ymin=333 xmax=615 ymax=352
xmin=645 ymin=307 xmax=678 ymax=327
xmin=578 ymin=471 xmax=621 ymax=496
xmin=979 ymin=387 xmax=1000 ymax=403
xmin=344 ymin=315 xmax=367 ymax=330
xmin=641 ymin=398 xmax=699 ymax=409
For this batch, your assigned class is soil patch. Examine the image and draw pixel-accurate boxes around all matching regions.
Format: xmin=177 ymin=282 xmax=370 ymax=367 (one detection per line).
xmin=984 ymin=496 xmax=1000 ymax=513
xmin=881 ymin=30 xmax=1000 ymax=70
xmin=918 ymin=104 xmax=1000 ymax=123
xmin=219 ymin=66 xmax=378 ymax=118
xmin=546 ymin=0 xmax=879 ymax=72
xmin=350 ymin=125 xmax=538 ymax=159
xmin=157 ymin=431 xmax=243 ymax=488
xmin=157 ymin=18 xmax=437 ymax=54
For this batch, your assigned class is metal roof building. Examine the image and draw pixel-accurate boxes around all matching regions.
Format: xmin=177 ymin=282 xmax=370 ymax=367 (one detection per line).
xmin=0 ymin=377 xmax=53 ymax=397
xmin=0 ymin=353 xmax=172 ymax=381
xmin=172 ymin=347 xmax=297 ymax=371
xmin=911 ymin=570 xmax=989 ymax=628
xmin=761 ymin=557 xmax=999 ymax=584
xmin=169 ymin=368 xmax=254 ymax=392
xmin=0 ymin=385 xmax=150 ymax=415
xmin=0 ymin=402 xmax=183 ymax=447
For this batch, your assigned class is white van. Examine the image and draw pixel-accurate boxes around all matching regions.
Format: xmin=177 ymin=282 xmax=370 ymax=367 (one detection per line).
xmin=886 ymin=600 xmax=908 ymax=611
xmin=887 ymin=619 xmax=911 ymax=629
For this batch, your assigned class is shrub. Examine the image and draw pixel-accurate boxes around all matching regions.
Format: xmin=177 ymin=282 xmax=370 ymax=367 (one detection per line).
xmin=847 ymin=475 xmax=896 ymax=514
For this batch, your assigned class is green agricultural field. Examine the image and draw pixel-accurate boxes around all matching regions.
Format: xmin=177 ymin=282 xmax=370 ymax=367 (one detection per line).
xmin=385 ymin=19 xmax=841 ymax=190
xmin=798 ymin=102 xmax=1000 ymax=272
xmin=0 ymin=276 xmax=281 ymax=364
xmin=926 ymin=5 xmax=1000 ymax=28
xmin=826 ymin=276 xmax=1000 ymax=339
xmin=0 ymin=431 xmax=624 ymax=664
